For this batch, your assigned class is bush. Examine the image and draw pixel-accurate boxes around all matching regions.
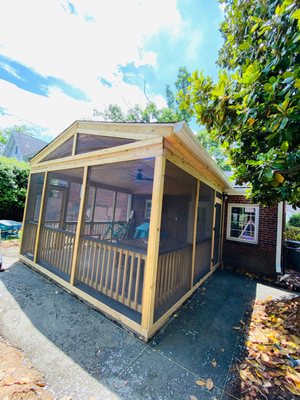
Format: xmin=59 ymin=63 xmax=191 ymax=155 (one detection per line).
xmin=0 ymin=156 xmax=30 ymax=221
xmin=285 ymin=226 xmax=300 ymax=242
xmin=288 ymin=213 xmax=300 ymax=228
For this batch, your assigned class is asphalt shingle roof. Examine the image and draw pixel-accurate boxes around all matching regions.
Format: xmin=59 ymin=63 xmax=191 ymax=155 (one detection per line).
xmin=13 ymin=132 xmax=48 ymax=159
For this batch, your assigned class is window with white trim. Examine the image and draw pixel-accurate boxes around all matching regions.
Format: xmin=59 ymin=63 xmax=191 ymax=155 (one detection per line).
xmin=227 ymin=204 xmax=259 ymax=244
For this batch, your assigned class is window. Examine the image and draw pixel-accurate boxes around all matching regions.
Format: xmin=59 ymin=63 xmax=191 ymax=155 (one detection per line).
xmin=144 ymin=199 xmax=152 ymax=219
xmin=227 ymin=204 xmax=259 ymax=244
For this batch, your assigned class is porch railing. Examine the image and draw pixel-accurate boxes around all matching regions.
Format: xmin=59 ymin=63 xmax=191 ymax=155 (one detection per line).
xmin=38 ymin=226 xmax=75 ymax=276
xmin=63 ymin=221 xmax=126 ymax=239
xmin=76 ymin=237 xmax=146 ymax=312
xmin=155 ymin=245 xmax=192 ymax=311
xmin=21 ymin=221 xmax=38 ymax=258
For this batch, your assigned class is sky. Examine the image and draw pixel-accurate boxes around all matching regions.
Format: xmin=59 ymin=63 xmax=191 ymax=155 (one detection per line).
xmin=0 ymin=0 xmax=224 ymax=141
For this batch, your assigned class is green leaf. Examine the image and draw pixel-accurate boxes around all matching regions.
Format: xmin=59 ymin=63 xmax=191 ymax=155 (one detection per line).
xmin=264 ymin=83 xmax=273 ymax=92
xmin=263 ymin=167 xmax=274 ymax=181
xmin=281 ymin=141 xmax=289 ymax=152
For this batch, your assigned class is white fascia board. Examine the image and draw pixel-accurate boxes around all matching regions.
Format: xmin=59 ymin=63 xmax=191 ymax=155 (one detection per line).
xmin=225 ymin=187 xmax=248 ymax=196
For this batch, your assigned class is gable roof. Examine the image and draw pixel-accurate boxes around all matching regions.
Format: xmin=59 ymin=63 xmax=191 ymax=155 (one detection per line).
xmin=31 ymin=120 xmax=235 ymax=190
xmin=13 ymin=132 xmax=48 ymax=159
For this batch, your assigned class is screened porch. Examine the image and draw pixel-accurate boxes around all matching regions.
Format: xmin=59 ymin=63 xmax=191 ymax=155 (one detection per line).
xmin=20 ymin=121 xmax=226 ymax=340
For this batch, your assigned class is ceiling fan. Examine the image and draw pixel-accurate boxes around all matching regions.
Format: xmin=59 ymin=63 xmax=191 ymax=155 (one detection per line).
xmin=135 ymin=168 xmax=153 ymax=181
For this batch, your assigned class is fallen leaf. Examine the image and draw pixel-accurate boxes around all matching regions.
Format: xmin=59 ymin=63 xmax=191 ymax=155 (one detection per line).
xmin=261 ymin=353 xmax=270 ymax=362
xmin=36 ymin=381 xmax=46 ymax=387
xmin=206 ymin=378 xmax=214 ymax=391
xmin=196 ymin=379 xmax=206 ymax=387
xmin=211 ymin=359 xmax=217 ymax=368
xmin=189 ymin=396 xmax=198 ymax=400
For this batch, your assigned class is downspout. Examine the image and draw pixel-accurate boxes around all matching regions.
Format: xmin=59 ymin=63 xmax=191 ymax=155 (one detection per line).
xmin=275 ymin=202 xmax=284 ymax=274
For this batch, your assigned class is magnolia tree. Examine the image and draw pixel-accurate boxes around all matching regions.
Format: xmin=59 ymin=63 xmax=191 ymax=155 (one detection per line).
xmin=180 ymin=0 xmax=300 ymax=207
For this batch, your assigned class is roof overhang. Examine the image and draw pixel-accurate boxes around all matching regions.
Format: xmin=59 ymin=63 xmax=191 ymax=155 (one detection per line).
xmin=30 ymin=120 xmax=236 ymax=192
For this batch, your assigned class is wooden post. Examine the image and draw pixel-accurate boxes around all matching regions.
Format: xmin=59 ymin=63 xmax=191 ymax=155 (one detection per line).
xmin=72 ymin=131 xmax=78 ymax=156
xmin=191 ymin=180 xmax=200 ymax=288
xmin=34 ymin=171 xmax=48 ymax=262
xmin=141 ymin=155 xmax=166 ymax=332
xmin=70 ymin=166 xmax=88 ymax=286
xmin=90 ymin=185 xmax=97 ymax=235
xmin=20 ymin=173 xmax=32 ymax=253
xmin=111 ymin=191 xmax=117 ymax=237
xmin=210 ymin=191 xmax=217 ymax=270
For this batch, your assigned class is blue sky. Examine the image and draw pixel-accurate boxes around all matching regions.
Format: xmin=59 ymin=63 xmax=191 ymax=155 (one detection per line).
xmin=0 ymin=0 xmax=224 ymax=139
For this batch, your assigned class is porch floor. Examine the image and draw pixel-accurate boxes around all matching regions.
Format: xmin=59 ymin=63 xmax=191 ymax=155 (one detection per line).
xmin=0 ymin=254 xmax=296 ymax=399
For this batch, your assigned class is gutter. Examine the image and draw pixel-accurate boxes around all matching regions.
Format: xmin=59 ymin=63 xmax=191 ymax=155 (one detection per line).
xmin=276 ymin=202 xmax=284 ymax=274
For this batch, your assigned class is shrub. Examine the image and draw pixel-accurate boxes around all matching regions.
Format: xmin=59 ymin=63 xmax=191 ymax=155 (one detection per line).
xmin=288 ymin=213 xmax=300 ymax=228
xmin=285 ymin=226 xmax=300 ymax=242
xmin=0 ymin=156 xmax=30 ymax=221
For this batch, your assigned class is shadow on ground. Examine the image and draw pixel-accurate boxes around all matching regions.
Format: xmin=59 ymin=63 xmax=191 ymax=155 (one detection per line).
xmin=0 ymin=260 xmax=292 ymax=400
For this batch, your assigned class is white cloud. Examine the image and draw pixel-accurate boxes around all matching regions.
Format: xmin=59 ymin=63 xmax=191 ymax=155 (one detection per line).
xmin=0 ymin=0 xmax=182 ymax=136
xmin=186 ymin=29 xmax=203 ymax=60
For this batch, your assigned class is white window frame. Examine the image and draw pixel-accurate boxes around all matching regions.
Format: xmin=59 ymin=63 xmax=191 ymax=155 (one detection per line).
xmin=226 ymin=203 xmax=259 ymax=244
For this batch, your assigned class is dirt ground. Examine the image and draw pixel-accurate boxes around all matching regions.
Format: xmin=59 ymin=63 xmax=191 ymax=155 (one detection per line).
xmin=0 ymin=337 xmax=54 ymax=400
xmin=0 ymin=239 xmax=20 ymax=260
xmin=0 ymin=240 xmax=54 ymax=400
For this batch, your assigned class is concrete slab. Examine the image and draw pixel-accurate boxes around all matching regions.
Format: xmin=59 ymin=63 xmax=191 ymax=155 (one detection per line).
xmin=111 ymin=347 xmax=223 ymax=400
xmin=0 ymin=257 xmax=295 ymax=400
xmin=149 ymin=271 xmax=256 ymax=389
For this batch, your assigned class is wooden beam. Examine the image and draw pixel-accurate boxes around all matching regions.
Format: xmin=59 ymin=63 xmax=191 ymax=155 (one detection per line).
xmin=191 ymin=180 xmax=200 ymax=288
xmin=31 ymin=122 xmax=78 ymax=164
xmin=164 ymin=144 xmax=224 ymax=192
xmin=76 ymin=128 xmax=156 ymax=141
xmin=33 ymin=171 xmax=48 ymax=262
xmin=72 ymin=131 xmax=78 ymax=156
xmin=31 ymin=136 xmax=163 ymax=172
xmin=141 ymin=155 xmax=166 ymax=331
xmin=76 ymin=121 xmax=173 ymax=137
xmin=69 ymin=166 xmax=89 ymax=286
xmin=210 ymin=191 xmax=217 ymax=270
xmin=20 ymin=174 xmax=32 ymax=253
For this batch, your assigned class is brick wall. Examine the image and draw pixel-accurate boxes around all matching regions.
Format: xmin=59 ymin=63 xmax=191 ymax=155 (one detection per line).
xmin=223 ymin=195 xmax=279 ymax=276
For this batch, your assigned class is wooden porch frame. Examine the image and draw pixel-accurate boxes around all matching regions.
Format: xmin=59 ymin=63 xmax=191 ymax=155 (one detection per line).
xmin=191 ymin=180 xmax=200 ymax=288
xmin=141 ymin=155 xmax=166 ymax=332
xmin=70 ymin=165 xmax=89 ymax=286
xmin=33 ymin=171 xmax=48 ymax=262
xmin=20 ymin=121 xmax=232 ymax=341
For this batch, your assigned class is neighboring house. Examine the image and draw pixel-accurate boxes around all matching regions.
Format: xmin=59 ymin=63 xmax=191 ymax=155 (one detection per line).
xmin=3 ymin=131 xmax=48 ymax=162
xmin=20 ymin=121 xmax=285 ymax=341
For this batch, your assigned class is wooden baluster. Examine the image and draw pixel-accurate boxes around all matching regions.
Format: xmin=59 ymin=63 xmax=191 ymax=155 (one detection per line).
xmin=133 ymin=254 xmax=141 ymax=310
xmin=103 ymin=245 xmax=112 ymax=295
xmin=121 ymin=250 xmax=129 ymax=304
xmin=126 ymin=253 xmax=135 ymax=307
xmin=114 ymin=249 xmax=123 ymax=300
xmin=108 ymin=248 xmax=117 ymax=297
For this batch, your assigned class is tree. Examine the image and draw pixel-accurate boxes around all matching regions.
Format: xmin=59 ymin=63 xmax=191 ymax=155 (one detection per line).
xmin=197 ymin=130 xmax=231 ymax=171
xmin=180 ymin=0 xmax=300 ymax=207
xmin=99 ymin=67 xmax=230 ymax=170
xmin=288 ymin=213 xmax=300 ymax=227
xmin=99 ymin=67 xmax=193 ymax=124
xmin=0 ymin=156 xmax=30 ymax=221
